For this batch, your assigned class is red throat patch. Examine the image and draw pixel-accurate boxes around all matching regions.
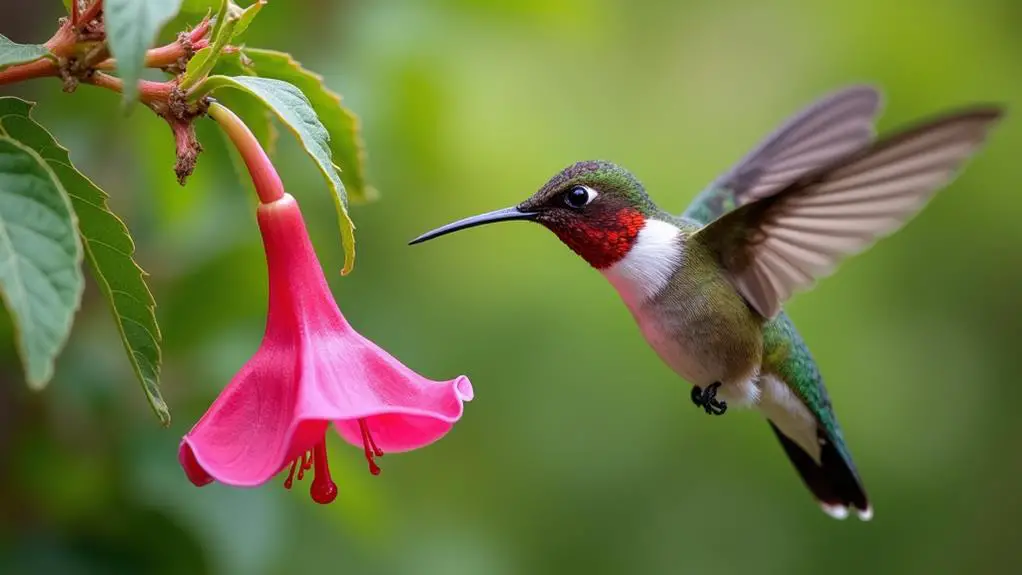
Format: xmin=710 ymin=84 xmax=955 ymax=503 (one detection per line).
xmin=551 ymin=208 xmax=646 ymax=269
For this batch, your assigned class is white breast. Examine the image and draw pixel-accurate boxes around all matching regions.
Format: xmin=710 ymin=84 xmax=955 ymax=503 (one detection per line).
xmin=601 ymin=219 xmax=711 ymax=383
xmin=601 ymin=218 xmax=683 ymax=305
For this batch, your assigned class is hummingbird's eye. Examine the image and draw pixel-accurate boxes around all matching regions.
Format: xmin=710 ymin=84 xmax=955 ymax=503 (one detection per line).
xmin=564 ymin=185 xmax=596 ymax=209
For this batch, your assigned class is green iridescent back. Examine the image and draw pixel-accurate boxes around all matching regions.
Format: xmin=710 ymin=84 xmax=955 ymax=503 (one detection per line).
xmin=678 ymin=185 xmax=858 ymax=472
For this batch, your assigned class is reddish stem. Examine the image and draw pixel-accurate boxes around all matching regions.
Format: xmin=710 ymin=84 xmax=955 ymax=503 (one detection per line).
xmin=2 ymin=5 xmax=209 ymax=87
xmin=0 ymin=59 xmax=58 ymax=86
xmin=45 ymin=1 xmax=103 ymax=57
xmin=83 ymin=72 xmax=175 ymax=104
xmin=94 ymin=37 xmax=211 ymax=72
xmin=187 ymin=18 xmax=213 ymax=44
xmin=131 ymin=17 xmax=211 ymax=69
xmin=152 ymin=37 xmax=210 ymax=67
xmin=76 ymin=1 xmax=103 ymax=32
xmin=208 ymin=103 xmax=285 ymax=204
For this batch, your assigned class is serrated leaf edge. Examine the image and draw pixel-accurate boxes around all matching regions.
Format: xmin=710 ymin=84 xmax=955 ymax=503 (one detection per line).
xmin=0 ymin=98 xmax=169 ymax=424
xmin=0 ymin=135 xmax=84 ymax=389
xmin=240 ymin=48 xmax=375 ymax=205
xmin=198 ymin=76 xmax=357 ymax=274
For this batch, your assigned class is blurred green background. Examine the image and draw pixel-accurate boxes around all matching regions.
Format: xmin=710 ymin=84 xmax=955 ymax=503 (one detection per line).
xmin=3 ymin=0 xmax=1022 ymax=573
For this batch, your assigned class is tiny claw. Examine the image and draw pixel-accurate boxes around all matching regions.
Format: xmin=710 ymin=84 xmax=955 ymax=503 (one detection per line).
xmin=691 ymin=385 xmax=704 ymax=406
xmin=692 ymin=382 xmax=728 ymax=416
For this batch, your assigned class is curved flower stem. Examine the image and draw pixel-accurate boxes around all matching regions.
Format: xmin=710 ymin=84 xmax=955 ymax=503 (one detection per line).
xmin=208 ymin=102 xmax=284 ymax=204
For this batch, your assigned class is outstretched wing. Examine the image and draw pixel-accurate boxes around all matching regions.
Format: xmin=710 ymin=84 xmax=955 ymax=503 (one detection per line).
xmin=682 ymin=85 xmax=884 ymax=226
xmin=694 ymin=106 xmax=1003 ymax=319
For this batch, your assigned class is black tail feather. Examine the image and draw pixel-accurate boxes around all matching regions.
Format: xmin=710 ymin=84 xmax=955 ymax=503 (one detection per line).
xmin=768 ymin=422 xmax=871 ymax=520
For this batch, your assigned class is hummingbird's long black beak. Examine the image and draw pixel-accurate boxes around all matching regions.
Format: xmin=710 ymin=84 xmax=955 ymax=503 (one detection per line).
xmin=409 ymin=206 xmax=537 ymax=245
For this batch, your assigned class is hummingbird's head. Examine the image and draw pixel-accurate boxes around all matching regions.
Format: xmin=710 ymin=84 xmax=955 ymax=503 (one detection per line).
xmin=410 ymin=160 xmax=657 ymax=269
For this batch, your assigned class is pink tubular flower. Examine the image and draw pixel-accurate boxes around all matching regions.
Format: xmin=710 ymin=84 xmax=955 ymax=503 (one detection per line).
xmin=179 ymin=193 xmax=474 ymax=504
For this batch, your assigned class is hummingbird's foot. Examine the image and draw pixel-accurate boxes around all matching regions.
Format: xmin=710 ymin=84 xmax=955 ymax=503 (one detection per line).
xmin=690 ymin=382 xmax=728 ymax=416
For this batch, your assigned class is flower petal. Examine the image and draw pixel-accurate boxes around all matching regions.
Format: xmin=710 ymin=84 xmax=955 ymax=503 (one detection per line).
xmin=180 ymin=192 xmax=474 ymax=492
xmin=295 ymin=330 xmax=474 ymax=453
xmin=179 ymin=338 xmax=322 ymax=487
xmin=258 ymin=194 xmax=474 ymax=453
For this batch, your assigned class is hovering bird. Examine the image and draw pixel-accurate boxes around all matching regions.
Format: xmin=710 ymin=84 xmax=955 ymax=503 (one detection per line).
xmin=409 ymin=86 xmax=1003 ymax=520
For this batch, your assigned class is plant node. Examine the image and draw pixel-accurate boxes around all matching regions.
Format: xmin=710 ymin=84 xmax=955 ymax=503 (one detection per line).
xmin=58 ymin=58 xmax=80 ymax=92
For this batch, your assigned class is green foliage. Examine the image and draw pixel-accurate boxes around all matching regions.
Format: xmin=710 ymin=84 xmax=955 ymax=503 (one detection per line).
xmin=0 ymin=133 xmax=83 ymax=389
xmin=230 ymin=0 xmax=266 ymax=40
xmin=0 ymin=34 xmax=51 ymax=71
xmin=7 ymin=1 xmax=1022 ymax=574
xmin=229 ymin=48 xmax=376 ymax=203
xmin=0 ymin=0 xmax=373 ymax=421
xmin=104 ymin=0 xmax=184 ymax=106
xmin=196 ymin=75 xmax=357 ymax=273
xmin=178 ymin=0 xmax=232 ymax=91
xmin=0 ymin=97 xmax=168 ymax=424
xmin=180 ymin=1 xmax=266 ymax=89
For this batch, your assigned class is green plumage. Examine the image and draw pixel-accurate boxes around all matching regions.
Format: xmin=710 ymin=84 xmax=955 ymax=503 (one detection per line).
xmin=679 ymin=185 xmax=869 ymax=515
xmin=680 ymin=190 xmax=862 ymax=476
xmin=411 ymin=86 xmax=1003 ymax=520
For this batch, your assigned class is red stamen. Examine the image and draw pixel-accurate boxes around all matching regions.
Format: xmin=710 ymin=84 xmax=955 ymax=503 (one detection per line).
xmin=283 ymin=459 xmax=298 ymax=490
xmin=358 ymin=418 xmax=383 ymax=475
xmin=366 ymin=422 xmax=384 ymax=457
xmin=309 ymin=440 xmax=338 ymax=504
xmin=297 ymin=451 xmax=311 ymax=480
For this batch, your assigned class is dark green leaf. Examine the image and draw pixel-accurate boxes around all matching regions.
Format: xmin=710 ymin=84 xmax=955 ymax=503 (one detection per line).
xmin=236 ymin=48 xmax=376 ymax=204
xmin=197 ymin=76 xmax=356 ymax=273
xmin=0 ymin=34 xmax=52 ymax=72
xmin=105 ymin=0 xmax=185 ymax=106
xmin=0 ymin=135 xmax=83 ymax=389
xmin=0 ymin=97 xmax=169 ymax=425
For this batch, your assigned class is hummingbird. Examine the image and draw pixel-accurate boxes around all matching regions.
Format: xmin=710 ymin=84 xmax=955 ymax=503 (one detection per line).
xmin=409 ymin=86 xmax=1003 ymax=520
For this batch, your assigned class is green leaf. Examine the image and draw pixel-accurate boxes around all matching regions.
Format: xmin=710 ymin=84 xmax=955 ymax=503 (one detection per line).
xmin=179 ymin=0 xmax=235 ymax=91
xmin=197 ymin=76 xmax=356 ymax=273
xmin=0 ymin=97 xmax=169 ymax=425
xmin=0 ymin=136 xmax=83 ymax=390
xmin=230 ymin=1 xmax=266 ymax=40
xmin=105 ymin=0 xmax=185 ymax=107
xmin=210 ymin=47 xmax=254 ymax=76
xmin=233 ymin=49 xmax=376 ymax=204
xmin=181 ymin=46 xmax=213 ymax=88
xmin=0 ymin=34 xmax=52 ymax=72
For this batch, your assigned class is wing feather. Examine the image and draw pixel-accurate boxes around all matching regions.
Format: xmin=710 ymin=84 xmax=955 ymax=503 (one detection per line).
xmin=697 ymin=107 xmax=1004 ymax=318
xmin=682 ymin=86 xmax=883 ymax=225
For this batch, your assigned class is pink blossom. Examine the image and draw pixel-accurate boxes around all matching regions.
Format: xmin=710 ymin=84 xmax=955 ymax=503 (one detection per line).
xmin=179 ymin=193 xmax=473 ymax=503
